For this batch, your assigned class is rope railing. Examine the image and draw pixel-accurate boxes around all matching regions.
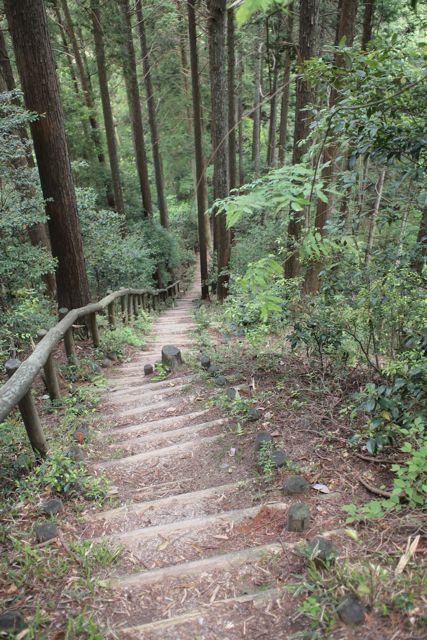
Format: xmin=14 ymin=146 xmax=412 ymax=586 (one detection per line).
xmin=0 ymin=280 xmax=181 ymax=458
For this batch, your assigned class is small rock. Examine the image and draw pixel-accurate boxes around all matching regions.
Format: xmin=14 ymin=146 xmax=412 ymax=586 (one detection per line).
xmin=248 ymin=408 xmax=261 ymax=421
xmin=214 ymin=375 xmax=227 ymax=386
xmin=271 ymin=449 xmax=287 ymax=468
xmin=283 ymin=475 xmax=310 ymax=496
xmin=207 ymin=365 xmax=219 ymax=376
xmin=101 ymin=358 xmax=113 ymax=368
xmin=287 ymin=502 xmax=311 ymax=532
xmin=144 ymin=363 xmax=154 ymax=376
xmin=254 ymin=432 xmax=273 ymax=451
xmin=201 ymin=355 xmax=211 ymax=370
xmin=226 ymin=387 xmax=239 ymax=401
xmin=66 ymin=445 xmax=84 ymax=462
xmin=41 ymin=499 xmax=64 ymax=517
xmin=0 ymin=611 xmax=25 ymax=632
xmin=34 ymin=523 xmax=59 ymax=543
xmin=106 ymin=351 xmax=118 ymax=361
xmin=306 ymin=536 xmax=337 ymax=564
xmin=337 ymin=594 xmax=365 ymax=626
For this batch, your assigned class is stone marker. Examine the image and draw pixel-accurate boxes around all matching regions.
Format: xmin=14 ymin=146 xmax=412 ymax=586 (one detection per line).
xmin=207 ymin=365 xmax=219 ymax=376
xmin=248 ymin=407 xmax=261 ymax=421
xmin=254 ymin=432 xmax=273 ymax=451
xmin=161 ymin=345 xmax=183 ymax=371
xmin=306 ymin=536 xmax=337 ymax=563
xmin=337 ymin=594 xmax=365 ymax=626
xmin=66 ymin=444 xmax=84 ymax=461
xmin=41 ymin=498 xmax=64 ymax=517
xmin=283 ymin=475 xmax=310 ymax=496
xmin=101 ymin=358 xmax=114 ymax=368
xmin=271 ymin=450 xmax=287 ymax=468
xmin=201 ymin=355 xmax=211 ymax=370
xmin=34 ymin=523 xmax=59 ymax=543
xmin=287 ymin=502 xmax=311 ymax=532
xmin=106 ymin=351 xmax=118 ymax=361
xmin=0 ymin=611 xmax=25 ymax=632
xmin=144 ymin=363 xmax=154 ymax=376
xmin=214 ymin=375 xmax=227 ymax=386
xmin=226 ymin=387 xmax=239 ymax=401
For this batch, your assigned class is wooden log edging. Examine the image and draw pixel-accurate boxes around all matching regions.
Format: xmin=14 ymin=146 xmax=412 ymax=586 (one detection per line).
xmin=0 ymin=281 xmax=180 ymax=425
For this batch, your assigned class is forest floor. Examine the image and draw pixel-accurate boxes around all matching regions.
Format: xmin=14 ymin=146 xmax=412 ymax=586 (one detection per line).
xmin=0 ymin=273 xmax=426 ymax=639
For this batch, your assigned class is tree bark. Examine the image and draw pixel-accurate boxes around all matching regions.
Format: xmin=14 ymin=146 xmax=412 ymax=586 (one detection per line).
xmin=252 ymin=37 xmax=263 ymax=178
xmin=278 ymin=4 xmax=293 ymax=165
xmin=237 ymin=51 xmax=245 ymax=186
xmin=304 ymin=0 xmax=358 ymax=292
xmin=227 ymin=7 xmax=237 ymax=190
xmin=187 ymin=0 xmax=209 ymax=299
xmin=90 ymin=0 xmax=125 ymax=220
xmin=135 ymin=1 xmax=167 ymax=226
xmin=266 ymin=58 xmax=279 ymax=167
xmin=4 ymin=0 xmax=90 ymax=309
xmin=362 ymin=0 xmax=374 ymax=50
xmin=412 ymin=207 xmax=427 ymax=274
xmin=285 ymin=0 xmax=319 ymax=279
xmin=0 ymin=29 xmax=57 ymax=299
xmin=365 ymin=168 xmax=385 ymax=267
xmin=207 ymin=0 xmax=230 ymax=301
xmin=120 ymin=0 xmax=153 ymax=219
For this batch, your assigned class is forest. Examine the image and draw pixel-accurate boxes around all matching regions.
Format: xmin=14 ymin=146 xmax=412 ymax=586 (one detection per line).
xmin=0 ymin=0 xmax=426 ymax=638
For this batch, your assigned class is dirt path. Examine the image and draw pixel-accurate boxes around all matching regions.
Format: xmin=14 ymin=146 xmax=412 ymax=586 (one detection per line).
xmin=79 ymin=276 xmax=311 ymax=639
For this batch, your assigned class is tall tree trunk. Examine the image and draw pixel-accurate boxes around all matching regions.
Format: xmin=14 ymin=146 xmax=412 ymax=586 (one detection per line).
xmin=135 ymin=1 xmax=167 ymax=226
xmin=237 ymin=51 xmax=245 ymax=186
xmin=90 ymin=0 xmax=125 ymax=220
xmin=304 ymin=0 xmax=358 ymax=292
xmin=207 ymin=0 xmax=230 ymax=301
xmin=120 ymin=0 xmax=153 ymax=219
xmin=60 ymin=0 xmax=110 ymax=188
xmin=187 ymin=0 xmax=209 ymax=299
xmin=365 ymin=168 xmax=385 ymax=267
xmin=266 ymin=59 xmax=279 ymax=167
xmin=227 ymin=7 xmax=237 ymax=190
xmin=252 ymin=38 xmax=263 ymax=177
xmin=5 ymin=0 xmax=90 ymax=309
xmin=278 ymin=4 xmax=293 ymax=165
xmin=362 ymin=0 xmax=374 ymax=49
xmin=0 ymin=28 xmax=57 ymax=299
xmin=411 ymin=207 xmax=427 ymax=274
xmin=285 ymin=0 xmax=319 ymax=279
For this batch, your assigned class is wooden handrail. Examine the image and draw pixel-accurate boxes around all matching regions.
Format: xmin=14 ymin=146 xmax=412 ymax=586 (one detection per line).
xmin=0 ymin=281 xmax=180 ymax=426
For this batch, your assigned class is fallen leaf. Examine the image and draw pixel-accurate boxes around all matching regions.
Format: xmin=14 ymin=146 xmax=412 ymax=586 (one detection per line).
xmin=157 ymin=540 xmax=170 ymax=551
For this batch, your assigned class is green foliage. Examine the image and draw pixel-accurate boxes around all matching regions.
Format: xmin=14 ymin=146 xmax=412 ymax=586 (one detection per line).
xmin=235 ymin=0 xmax=292 ymax=27
xmin=258 ymin=440 xmax=276 ymax=478
xmin=17 ymin=449 xmax=109 ymax=500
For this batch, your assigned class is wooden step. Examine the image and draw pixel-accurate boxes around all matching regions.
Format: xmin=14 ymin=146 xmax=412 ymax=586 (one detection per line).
xmin=96 ymin=434 xmax=220 ymax=468
xmin=119 ymin=587 xmax=283 ymax=636
xmin=105 ymin=409 xmax=209 ymax=437
xmin=109 ymin=542 xmax=283 ymax=588
xmin=109 ymin=417 xmax=227 ymax=449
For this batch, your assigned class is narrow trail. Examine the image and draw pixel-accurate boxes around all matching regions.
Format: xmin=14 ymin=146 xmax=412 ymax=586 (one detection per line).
xmin=84 ymin=275 xmax=299 ymax=639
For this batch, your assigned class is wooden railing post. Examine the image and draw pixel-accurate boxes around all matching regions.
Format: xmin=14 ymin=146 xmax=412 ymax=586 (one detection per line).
xmin=58 ymin=308 xmax=77 ymax=364
xmin=37 ymin=330 xmax=61 ymax=401
xmin=5 ymin=359 xmax=48 ymax=459
xmin=120 ymin=294 xmax=127 ymax=324
xmin=127 ymin=294 xmax=133 ymax=322
xmin=108 ymin=301 xmax=116 ymax=329
xmin=88 ymin=312 xmax=100 ymax=348
xmin=133 ymin=295 xmax=139 ymax=318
